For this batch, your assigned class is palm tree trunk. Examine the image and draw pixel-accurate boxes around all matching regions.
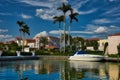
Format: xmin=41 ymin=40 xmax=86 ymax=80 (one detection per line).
xmin=68 ymin=22 xmax=71 ymax=46
xmin=22 ymin=32 xmax=25 ymax=52
xmin=64 ymin=13 xmax=66 ymax=53
xmin=59 ymin=23 xmax=62 ymax=53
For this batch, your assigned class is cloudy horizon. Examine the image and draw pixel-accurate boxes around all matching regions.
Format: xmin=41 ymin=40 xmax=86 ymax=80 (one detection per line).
xmin=0 ymin=0 xmax=120 ymax=41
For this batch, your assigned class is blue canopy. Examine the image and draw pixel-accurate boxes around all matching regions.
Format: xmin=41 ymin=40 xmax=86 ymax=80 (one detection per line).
xmin=75 ymin=51 xmax=86 ymax=54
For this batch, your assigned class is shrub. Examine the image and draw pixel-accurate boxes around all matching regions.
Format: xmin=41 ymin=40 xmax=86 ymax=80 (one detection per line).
xmin=1 ymin=51 xmax=17 ymax=56
xmin=21 ymin=52 xmax=32 ymax=56
xmin=117 ymin=44 xmax=120 ymax=57
xmin=86 ymin=50 xmax=103 ymax=55
xmin=35 ymin=50 xmax=50 ymax=55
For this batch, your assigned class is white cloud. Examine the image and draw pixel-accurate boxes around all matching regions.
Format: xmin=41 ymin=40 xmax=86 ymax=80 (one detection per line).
xmin=20 ymin=0 xmax=96 ymax=20
xmin=0 ymin=35 xmax=12 ymax=39
xmin=94 ymin=27 xmax=107 ymax=33
xmin=110 ymin=25 xmax=119 ymax=28
xmin=0 ymin=29 xmax=8 ymax=33
xmin=79 ymin=9 xmax=97 ymax=15
xmin=34 ymin=31 xmax=48 ymax=38
xmin=49 ymin=30 xmax=93 ymax=34
xmin=109 ymin=0 xmax=117 ymax=2
xmin=93 ymin=18 xmax=112 ymax=24
xmin=49 ymin=30 xmax=64 ymax=34
xmin=72 ymin=0 xmax=90 ymax=10
xmin=20 ymin=0 xmax=54 ymax=8
xmin=20 ymin=14 xmax=32 ymax=19
xmin=35 ymin=0 xmax=67 ymax=20
xmin=102 ymin=6 xmax=120 ymax=17
xmin=71 ymin=31 xmax=93 ymax=34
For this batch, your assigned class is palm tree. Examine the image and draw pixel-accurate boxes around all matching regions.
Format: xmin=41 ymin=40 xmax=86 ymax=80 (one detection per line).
xmin=68 ymin=9 xmax=79 ymax=46
xmin=17 ymin=21 xmax=25 ymax=40
xmin=57 ymin=3 xmax=72 ymax=53
xmin=53 ymin=15 xmax=64 ymax=53
xmin=17 ymin=21 xmax=30 ymax=52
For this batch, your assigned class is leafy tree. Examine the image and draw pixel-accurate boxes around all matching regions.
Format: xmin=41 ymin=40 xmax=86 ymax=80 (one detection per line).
xmin=72 ymin=37 xmax=85 ymax=50
xmin=39 ymin=37 xmax=48 ymax=49
xmin=93 ymin=41 xmax=99 ymax=51
xmin=8 ymin=41 xmax=19 ymax=52
xmin=0 ymin=43 xmax=4 ymax=50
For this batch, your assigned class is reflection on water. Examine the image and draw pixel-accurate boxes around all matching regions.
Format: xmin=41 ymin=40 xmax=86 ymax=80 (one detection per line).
xmin=0 ymin=60 xmax=120 ymax=80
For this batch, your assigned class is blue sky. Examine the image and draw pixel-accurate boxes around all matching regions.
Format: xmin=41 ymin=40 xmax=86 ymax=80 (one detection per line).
xmin=0 ymin=0 xmax=120 ymax=41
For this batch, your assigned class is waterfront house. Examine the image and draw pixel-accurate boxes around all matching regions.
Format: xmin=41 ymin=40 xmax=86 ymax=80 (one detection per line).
xmin=24 ymin=39 xmax=36 ymax=52
xmin=34 ymin=36 xmax=60 ymax=50
xmin=108 ymin=33 xmax=120 ymax=54
xmin=24 ymin=38 xmax=36 ymax=48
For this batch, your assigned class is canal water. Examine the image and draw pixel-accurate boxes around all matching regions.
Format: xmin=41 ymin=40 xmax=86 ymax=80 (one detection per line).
xmin=0 ymin=60 xmax=120 ymax=80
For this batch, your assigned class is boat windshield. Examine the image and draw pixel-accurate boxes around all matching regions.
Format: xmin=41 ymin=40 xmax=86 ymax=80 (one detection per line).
xmin=77 ymin=51 xmax=86 ymax=54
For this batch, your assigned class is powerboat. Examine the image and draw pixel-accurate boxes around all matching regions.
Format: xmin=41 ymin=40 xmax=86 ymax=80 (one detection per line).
xmin=69 ymin=51 xmax=104 ymax=61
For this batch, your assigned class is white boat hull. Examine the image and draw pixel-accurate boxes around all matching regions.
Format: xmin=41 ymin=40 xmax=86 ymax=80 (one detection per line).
xmin=69 ymin=54 xmax=104 ymax=61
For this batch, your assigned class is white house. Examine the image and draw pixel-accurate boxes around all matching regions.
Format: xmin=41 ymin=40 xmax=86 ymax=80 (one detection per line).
xmin=34 ymin=36 xmax=60 ymax=50
xmin=108 ymin=33 xmax=120 ymax=54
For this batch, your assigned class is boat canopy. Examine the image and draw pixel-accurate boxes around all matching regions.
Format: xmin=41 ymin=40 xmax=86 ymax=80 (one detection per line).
xmin=75 ymin=51 xmax=86 ymax=55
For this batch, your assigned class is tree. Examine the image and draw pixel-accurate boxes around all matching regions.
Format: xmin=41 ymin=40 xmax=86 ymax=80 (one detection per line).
xmin=117 ymin=44 xmax=120 ymax=57
xmin=104 ymin=42 xmax=108 ymax=55
xmin=39 ymin=37 xmax=48 ymax=49
xmin=53 ymin=15 xmax=64 ymax=52
xmin=17 ymin=21 xmax=30 ymax=52
xmin=68 ymin=9 xmax=79 ymax=46
xmin=57 ymin=3 xmax=72 ymax=53
xmin=93 ymin=41 xmax=99 ymax=51
xmin=72 ymin=37 xmax=84 ymax=50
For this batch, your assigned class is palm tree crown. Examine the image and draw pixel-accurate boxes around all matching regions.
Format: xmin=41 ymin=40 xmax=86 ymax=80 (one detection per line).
xmin=69 ymin=9 xmax=79 ymax=23
xmin=53 ymin=15 xmax=64 ymax=28
xmin=57 ymin=3 xmax=72 ymax=14
xmin=17 ymin=21 xmax=30 ymax=36
xmin=53 ymin=15 xmax=64 ymax=24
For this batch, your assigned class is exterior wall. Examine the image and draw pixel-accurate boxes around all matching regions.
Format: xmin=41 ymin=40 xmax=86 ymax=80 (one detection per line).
xmin=34 ymin=36 xmax=60 ymax=49
xmin=24 ymin=39 xmax=36 ymax=48
xmin=108 ymin=36 xmax=120 ymax=54
xmin=98 ymin=39 xmax=108 ymax=51
xmin=27 ymin=43 xmax=35 ymax=48
xmin=34 ymin=37 xmax=40 ymax=49
xmin=47 ymin=36 xmax=60 ymax=49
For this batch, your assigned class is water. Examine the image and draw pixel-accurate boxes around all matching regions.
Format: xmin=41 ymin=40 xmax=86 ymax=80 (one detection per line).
xmin=0 ymin=60 xmax=120 ymax=80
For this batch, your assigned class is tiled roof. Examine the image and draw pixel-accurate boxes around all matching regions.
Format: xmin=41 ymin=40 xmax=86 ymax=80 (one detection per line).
xmin=26 ymin=39 xmax=35 ymax=43
xmin=15 ymin=36 xmax=22 ymax=40
xmin=86 ymin=38 xmax=100 ymax=41
xmin=109 ymin=33 xmax=120 ymax=36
